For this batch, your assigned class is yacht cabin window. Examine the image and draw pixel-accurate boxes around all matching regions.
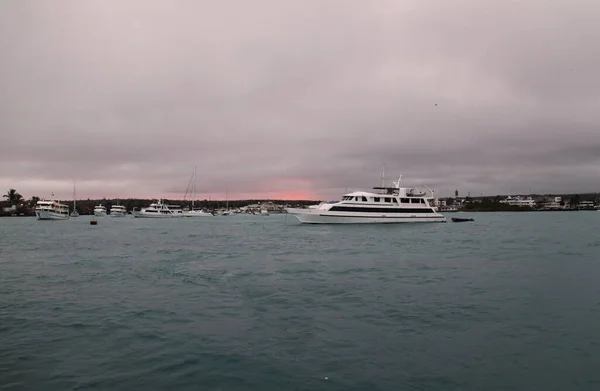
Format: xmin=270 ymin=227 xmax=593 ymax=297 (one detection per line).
xmin=373 ymin=197 xmax=380 ymax=202
xmin=401 ymin=198 xmax=409 ymax=203
xmin=384 ymin=197 xmax=391 ymax=203
xmin=362 ymin=196 xmax=368 ymax=202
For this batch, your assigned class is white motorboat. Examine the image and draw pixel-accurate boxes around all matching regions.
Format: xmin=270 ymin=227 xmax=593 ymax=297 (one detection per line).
xmin=285 ymin=175 xmax=446 ymax=224
xmin=186 ymin=209 xmax=214 ymax=217
xmin=133 ymin=199 xmax=185 ymax=218
xmin=110 ymin=204 xmax=127 ymax=217
xmin=93 ymin=204 xmax=107 ymax=216
xmin=36 ymin=199 xmax=70 ymax=220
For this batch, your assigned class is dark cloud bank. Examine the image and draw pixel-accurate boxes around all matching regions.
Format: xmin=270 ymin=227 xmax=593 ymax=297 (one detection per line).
xmin=1 ymin=0 xmax=599 ymax=200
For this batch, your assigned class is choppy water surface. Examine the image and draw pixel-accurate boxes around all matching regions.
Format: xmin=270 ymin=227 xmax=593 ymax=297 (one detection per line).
xmin=2 ymin=212 xmax=600 ymax=390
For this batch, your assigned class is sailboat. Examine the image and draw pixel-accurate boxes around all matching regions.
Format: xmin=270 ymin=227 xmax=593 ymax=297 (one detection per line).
xmin=70 ymin=179 xmax=79 ymax=217
xmin=184 ymin=166 xmax=213 ymax=217
xmin=219 ymin=189 xmax=231 ymax=215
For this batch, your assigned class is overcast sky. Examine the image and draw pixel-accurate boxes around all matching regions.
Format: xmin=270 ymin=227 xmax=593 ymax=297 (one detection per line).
xmin=1 ymin=0 xmax=599 ymax=201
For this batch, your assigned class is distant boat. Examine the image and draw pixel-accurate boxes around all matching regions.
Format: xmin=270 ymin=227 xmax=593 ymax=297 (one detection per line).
xmin=186 ymin=209 xmax=214 ymax=217
xmin=217 ymin=189 xmax=231 ymax=216
xmin=134 ymin=199 xmax=185 ymax=218
xmin=184 ymin=166 xmax=214 ymax=217
xmin=451 ymin=217 xmax=474 ymax=222
xmin=36 ymin=199 xmax=70 ymax=220
xmin=70 ymin=179 xmax=79 ymax=217
xmin=93 ymin=204 xmax=107 ymax=216
xmin=110 ymin=204 xmax=127 ymax=217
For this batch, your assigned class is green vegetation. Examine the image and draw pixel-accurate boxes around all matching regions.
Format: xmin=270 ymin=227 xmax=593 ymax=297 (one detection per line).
xmin=3 ymin=189 xmax=23 ymax=205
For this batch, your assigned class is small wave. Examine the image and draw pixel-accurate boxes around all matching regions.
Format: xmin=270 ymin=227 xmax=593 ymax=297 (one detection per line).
xmin=63 ymin=322 xmax=88 ymax=329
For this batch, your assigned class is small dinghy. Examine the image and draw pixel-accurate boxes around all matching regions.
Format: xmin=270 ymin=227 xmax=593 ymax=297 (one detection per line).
xmin=451 ymin=217 xmax=474 ymax=223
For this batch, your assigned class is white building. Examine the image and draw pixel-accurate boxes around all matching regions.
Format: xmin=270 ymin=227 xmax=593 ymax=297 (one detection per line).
xmin=500 ymin=196 xmax=536 ymax=208
xmin=577 ymin=201 xmax=595 ymax=210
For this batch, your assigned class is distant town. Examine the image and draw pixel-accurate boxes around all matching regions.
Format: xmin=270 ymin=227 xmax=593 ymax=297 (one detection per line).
xmin=437 ymin=193 xmax=600 ymax=212
xmin=0 ymin=188 xmax=314 ymax=217
xmin=1 ymin=188 xmax=599 ymax=216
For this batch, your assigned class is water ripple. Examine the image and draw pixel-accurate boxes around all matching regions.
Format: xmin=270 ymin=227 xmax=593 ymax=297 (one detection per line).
xmin=2 ymin=213 xmax=600 ymax=390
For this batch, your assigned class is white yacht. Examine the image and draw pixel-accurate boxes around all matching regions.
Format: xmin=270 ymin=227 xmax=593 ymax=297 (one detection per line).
xmin=132 ymin=200 xmax=185 ymax=218
xmin=36 ymin=200 xmax=70 ymax=220
xmin=185 ymin=209 xmax=214 ymax=217
xmin=93 ymin=205 xmax=107 ymax=216
xmin=110 ymin=204 xmax=127 ymax=217
xmin=285 ymin=175 xmax=446 ymax=224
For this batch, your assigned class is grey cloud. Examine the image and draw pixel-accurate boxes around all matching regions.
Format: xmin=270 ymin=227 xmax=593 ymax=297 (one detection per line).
xmin=1 ymin=0 xmax=599 ymax=200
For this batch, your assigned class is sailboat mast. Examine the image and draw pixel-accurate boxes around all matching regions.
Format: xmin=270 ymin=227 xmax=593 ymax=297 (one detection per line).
xmin=73 ymin=179 xmax=76 ymax=209
xmin=192 ymin=166 xmax=196 ymax=209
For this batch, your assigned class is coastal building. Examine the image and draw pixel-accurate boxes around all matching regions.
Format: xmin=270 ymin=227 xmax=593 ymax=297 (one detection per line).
xmin=541 ymin=197 xmax=569 ymax=210
xmin=439 ymin=205 xmax=458 ymax=212
xmin=499 ymin=196 xmax=536 ymax=208
xmin=2 ymin=204 xmax=17 ymax=214
xmin=577 ymin=201 xmax=595 ymax=210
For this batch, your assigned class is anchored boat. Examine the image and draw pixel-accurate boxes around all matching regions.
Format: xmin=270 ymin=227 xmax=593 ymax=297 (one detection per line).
xmin=36 ymin=199 xmax=70 ymax=220
xmin=93 ymin=204 xmax=107 ymax=216
xmin=132 ymin=199 xmax=185 ymax=218
xmin=285 ymin=175 xmax=446 ymax=224
xmin=110 ymin=204 xmax=127 ymax=217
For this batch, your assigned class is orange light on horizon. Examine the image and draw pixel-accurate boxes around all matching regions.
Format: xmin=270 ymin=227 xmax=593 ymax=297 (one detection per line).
xmin=266 ymin=189 xmax=319 ymax=200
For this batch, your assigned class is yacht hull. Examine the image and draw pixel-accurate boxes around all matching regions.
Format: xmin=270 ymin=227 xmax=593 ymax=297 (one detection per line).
xmin=285 ymin=208 xmax=446 ymax=224
xmin=36 ymin=210 xmax=69 ymax=220
xmin=184 ymin=211 xmax=214 ymax=217
xmin=134 ymin=212 xmax=185 ymax=218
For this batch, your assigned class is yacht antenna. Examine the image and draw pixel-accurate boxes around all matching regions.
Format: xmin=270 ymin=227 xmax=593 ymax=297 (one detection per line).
xmin=380 ymin=164 xmax=386 ymax=187
xmin=424 ymin=185 xmax=434 ymax=197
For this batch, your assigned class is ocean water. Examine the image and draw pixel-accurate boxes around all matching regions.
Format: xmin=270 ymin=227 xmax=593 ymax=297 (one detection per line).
xmin=1 ymin=212 xmax=600 ymax=390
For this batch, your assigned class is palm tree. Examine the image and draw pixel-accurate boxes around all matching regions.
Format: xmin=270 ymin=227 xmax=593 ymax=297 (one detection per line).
xmin=3 ymin=189 xmax=23 ymax=205
xmin=29 ymin=196 xmax=40 ymax=208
